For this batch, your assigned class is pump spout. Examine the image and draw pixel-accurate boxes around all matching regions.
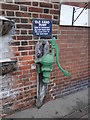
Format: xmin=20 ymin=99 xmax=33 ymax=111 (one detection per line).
xmin=56 ymin=44 xmax=70 ymax=76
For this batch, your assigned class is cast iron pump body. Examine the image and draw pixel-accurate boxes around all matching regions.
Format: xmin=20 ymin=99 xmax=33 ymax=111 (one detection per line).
xmin=35 ymin=37 xmax=70 ymax=84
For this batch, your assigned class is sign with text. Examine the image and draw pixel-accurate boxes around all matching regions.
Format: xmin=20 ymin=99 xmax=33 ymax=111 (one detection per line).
xmin=33 ymin=19 xmax=52 ymax=37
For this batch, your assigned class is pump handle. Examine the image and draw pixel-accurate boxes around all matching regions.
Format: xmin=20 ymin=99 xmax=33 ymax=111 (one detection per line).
xmin=56 ymin=44 xmax=70 ymax=76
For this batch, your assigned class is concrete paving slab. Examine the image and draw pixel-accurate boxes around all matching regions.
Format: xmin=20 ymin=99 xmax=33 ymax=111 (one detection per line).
xmin=64 ymin=107 xmax=88 ymax=118
xmin=82 ymin=114 xmax=88 ymax=118
xmin=7 ymin=88 xmax=88 ymax=118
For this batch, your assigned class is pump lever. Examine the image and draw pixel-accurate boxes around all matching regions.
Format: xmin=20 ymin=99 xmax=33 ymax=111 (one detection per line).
xmin=51 ymin=37 xmax=70 ymax=76
xmin=56 ymin=44 xmax=70 ymax=76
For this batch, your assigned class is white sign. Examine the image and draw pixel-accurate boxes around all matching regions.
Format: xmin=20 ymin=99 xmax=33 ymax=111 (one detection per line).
xmin=60 ymin=4 xmax=89 ymax=27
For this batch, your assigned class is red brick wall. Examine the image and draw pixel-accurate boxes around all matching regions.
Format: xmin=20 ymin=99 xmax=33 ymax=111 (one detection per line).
xmin=0 ymin=1 xmax=89 ymax=117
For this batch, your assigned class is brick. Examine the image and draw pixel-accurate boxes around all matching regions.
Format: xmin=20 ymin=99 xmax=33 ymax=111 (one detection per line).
xmin=21 ymin=51 xmax=28 ymax=56
xmin=32 ymin=2 xmax=38 ymax=6
xmin=12 ymin=71 xmax=22 ymax=76
xmin=40 ymin=14 xmax=52 ymax=19
xmin=28 ymin=30 xmax=33 ymax=35
xmin=15 ymin=18 xmax=20 ymax=23
xmin=16 ymin=24 xmax=31 ymax=29
xmin=30 ymin=76 xmax=37 ymax=81
xmin=19 ymin=56 xmax=32 ymax=61
xmin=54 ymin=4 xmax=59 ymax=9
xmin=16 ymin=12 xmax=21 ymax=17
xmin=29 ymin=7 xmax=43 ymax=13
xmin=19 ymin=74 xmax=31 ymax=79
xmin=11 ymin=41 xmax=20 ymax=46
xmin=21 ymin=30 xmax=27 ymax=34
xmin=21 ymin=41 xmax=28 ymax=46
xmin=40 ymin=2 xmax=52 ymax=8
xmin=20 ymin=5 xmax=27 ymax=11
xmin=29 ymin=19 xmax=32 ymax=23
xmin=32 ymin=13 xmax=38 ymax=18
xmin=6 ymin=11 xmax=14 ymax=16
xmin=50 ymin=10 xmax=59 ymax=15
xmin=52 ymin=31 xmax=58 ymax=34
xmin=18 ymin=46 xmax=32 ymax=51
xmin=15 ymin=2 xmax=31 ymax=6
xmin=16 ymin=30 xmax=20 ymax=34
xmin=53 ymin=15 xmax=58 ymax=20
xmin=17 ymin=36 xmax=32 ymax=40
xmin=14 ymin=52 xmax=20 ymax=56
xmin=44 ymin=9 xmax=49 ymax=13
xmin=52 ymin=20 xmax=59 ymax=25
xmin=2 ymin=3 xmax=19 ymax=10
xmin=16 ymin=12 xmax=31 ymax=18
xmin=28 ymin=61 xmax=35 ymax=65
xmin=29 ymin=41 xmax=37 ymax=45
xmin=52 ymin=26 xmax=58 ymax=29
xmin=21 ymin=18 xmax=28 ymax=23
xmin=29 ymin=51 xmax=35 ymax=55
xmin=33 ymin=55 xmax=35 ymax=60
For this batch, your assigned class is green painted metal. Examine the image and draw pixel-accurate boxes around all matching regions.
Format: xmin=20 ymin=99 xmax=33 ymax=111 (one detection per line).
xmin=51 ymin=37 xmax=56 ymax=57
xmin=35 ymin=54 xmax=54 ymax=83
xmin=37 ymin=67 xmax=41 ymax=74
xmin=56 ymin=44 xmax=70 ymax=76
xmin=35 ymin=37 xmax=70 ymax=84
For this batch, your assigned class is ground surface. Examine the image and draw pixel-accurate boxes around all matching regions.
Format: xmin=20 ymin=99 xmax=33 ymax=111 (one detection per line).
xmin=7 ymin=88 xmax=88 ymax=118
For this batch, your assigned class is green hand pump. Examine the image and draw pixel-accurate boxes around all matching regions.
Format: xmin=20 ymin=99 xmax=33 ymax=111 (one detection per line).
xmin=35 ymin=37 xmax=70 ymax=84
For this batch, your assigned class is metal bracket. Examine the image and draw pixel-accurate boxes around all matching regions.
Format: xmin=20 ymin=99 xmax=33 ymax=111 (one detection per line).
xmin=72 ymin=3 xmax=88 ymax=26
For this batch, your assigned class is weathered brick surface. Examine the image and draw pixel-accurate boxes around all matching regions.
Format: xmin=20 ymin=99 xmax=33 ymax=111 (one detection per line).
xmin=32 ymin=2 xmax=38 ymax=6
xmin=15 ymin=2 xmax=31 ymax=6
xmin=29 ymin=7 xmax=43 ymax=13
xmin=16 ymin=24 xmax=31 ymax=29
xmin=6 ymin=11 xmax=14 ymax=16
xmin=16 ymin=12 xmax=31 ymax=17
xmin=40 ymin=14 xmax=52 ymax=19
xmin=50 ymin=10 xmax=59 ymax=15
xmin=40 ymin=2 xmax=52 ymax=8
xmin=32 ymin=13 xmax=38 ymax=18
xmin=0 ymin=1 xmax=89 ymax=118
xmin=2 ymin=3 xmax=19 ymax=10
xmin=54 ymin=4 xmax=59 ymax=9
xmin=20 ymin=5 xmax=27 ymax=11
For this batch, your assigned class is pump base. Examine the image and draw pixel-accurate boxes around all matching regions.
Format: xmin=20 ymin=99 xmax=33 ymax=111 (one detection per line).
xmin=36 ymin=98 xmax=43 ymax=109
